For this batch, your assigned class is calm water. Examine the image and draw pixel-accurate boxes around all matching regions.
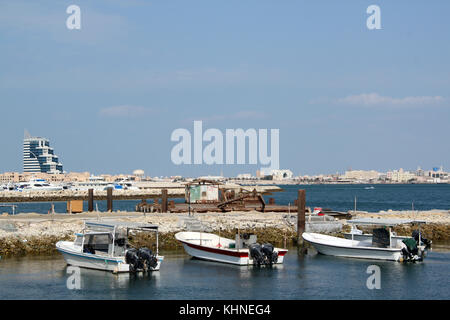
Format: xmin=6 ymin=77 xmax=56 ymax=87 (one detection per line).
xmin=270 ymin=184 xmax=450 ymax=212
xmin=2 ymin=184 xmax=450 ymax=215
xmin=0 ymin=248 xmax=449 ymax=300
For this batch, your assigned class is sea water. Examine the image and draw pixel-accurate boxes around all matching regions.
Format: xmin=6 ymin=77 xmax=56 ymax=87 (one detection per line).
xmin=1 ymin=184 xmax=450 ymax=214
xmin=0 ymin=247 xmax=449 ymax=300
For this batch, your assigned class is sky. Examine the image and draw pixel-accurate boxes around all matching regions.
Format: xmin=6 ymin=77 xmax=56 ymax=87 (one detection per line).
xmin=1 ymin=0 xmax=449 ymax=177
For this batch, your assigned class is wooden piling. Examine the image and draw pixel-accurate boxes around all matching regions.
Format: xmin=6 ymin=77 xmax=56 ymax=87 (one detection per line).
xmin=161 ymin=189 xmax=168 ymax=213
xmin=88 ymin=189 xmax=94 ymax=212
xmin=107 ymin=188 xmax=113 ymax=212
xmin=297 ymin=189 xmax=306 ymax=246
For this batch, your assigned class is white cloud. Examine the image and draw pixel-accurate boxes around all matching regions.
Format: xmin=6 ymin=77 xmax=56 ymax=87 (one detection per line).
xmin=311 ymin=93 xmax=445 ymax=107
xmin=99 ymin=106 xmax=157 ymax=118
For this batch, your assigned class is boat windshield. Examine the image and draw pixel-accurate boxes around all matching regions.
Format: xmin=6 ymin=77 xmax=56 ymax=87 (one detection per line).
xmin=74 ymin=234 xmax=83 ymax=246
xmin=83 ymin=233 xmax=113 ymax=255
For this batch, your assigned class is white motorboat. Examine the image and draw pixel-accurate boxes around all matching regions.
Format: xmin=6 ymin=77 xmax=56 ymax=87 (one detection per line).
xmin=72 ymin=178 xmax=140 ymax=191
xmin=0 ymin=182 xmax=16 ymax=192
xmin=175 ymin=231 xmax=287 ymax=266
xmin=17 ymin=178 xmax=63 ymax=192
xmin=303 ymin=218 xmax=429 ymax=262
xmin=343 ymin=224 xmax=432 ymax=247
xmin=112 ymin=178 xmax=140 ymax=191
xmin=56 ymin=221 xmax=164 ymax=273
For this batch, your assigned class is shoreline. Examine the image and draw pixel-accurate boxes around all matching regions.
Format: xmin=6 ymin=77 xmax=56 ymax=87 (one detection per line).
xmin=1 ymin=210 xmax=449 ymax=256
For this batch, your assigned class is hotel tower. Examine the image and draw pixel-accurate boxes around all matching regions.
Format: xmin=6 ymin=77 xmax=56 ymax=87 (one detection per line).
xmin=23 ymin=131 xmax=64 ymax=174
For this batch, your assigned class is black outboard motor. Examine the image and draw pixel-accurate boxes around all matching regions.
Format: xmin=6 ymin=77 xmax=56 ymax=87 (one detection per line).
xmin=412 ymin=230 xmax=432 ymax=248
xmin=401 ymin=238 xmax=421 ymax=262
xmin=262 ymin=243 xmax=278 ymax=265
xmin=138 ymin=247 xmax=158 ymax=271
xmin=125 ymin=247 xmax=158 ymax=272
xmin=249 ymin=243 xmax=265 ymax=266
xmin=125 ymin=248 xmax=140 ymax=272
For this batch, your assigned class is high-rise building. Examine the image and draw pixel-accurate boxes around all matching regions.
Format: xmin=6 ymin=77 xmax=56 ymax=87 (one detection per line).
xmin=23 ymin=131 xmax=64 ymax=174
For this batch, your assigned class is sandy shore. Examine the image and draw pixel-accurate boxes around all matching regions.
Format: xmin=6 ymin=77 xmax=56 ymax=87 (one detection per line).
xmin=0 ymin=211 xmax=295 ymax=239
xmin=351 ymin=209 xmax=450 ymax=224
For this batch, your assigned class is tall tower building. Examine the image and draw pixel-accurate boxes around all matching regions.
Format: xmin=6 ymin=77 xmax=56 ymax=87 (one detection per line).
xmin=23 ymin=131 xmax=64 ymax=174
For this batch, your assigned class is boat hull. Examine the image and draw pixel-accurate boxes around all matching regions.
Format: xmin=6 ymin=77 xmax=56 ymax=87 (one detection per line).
xmin=343 ymin=233 xmax=408 ymax=242
xmin=303 ymin=233 xmax=403 ymax=261
xmin=56 ymin=241 xmax=163 ymax=273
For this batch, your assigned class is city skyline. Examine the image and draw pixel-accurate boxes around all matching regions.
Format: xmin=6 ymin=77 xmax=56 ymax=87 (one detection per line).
xmin=1 ymin=129 xmax=447 ymax=179
xmin=1 ymin=1 xmax=449 ymax=176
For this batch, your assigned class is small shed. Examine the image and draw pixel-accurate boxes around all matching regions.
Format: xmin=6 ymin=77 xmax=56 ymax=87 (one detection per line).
xmin=185 ymin=179 xmax=222 ymax=204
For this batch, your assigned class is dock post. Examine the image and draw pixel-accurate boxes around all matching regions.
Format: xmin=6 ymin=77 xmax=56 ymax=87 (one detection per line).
xmin=161 ymin=189 xmax=168 ymax=213
xmin=297 ymin=189 xmax=306 ymax=248
xmin=107 ymin=188 xmax=113 ymax=212
xmin=88 ymin=189 xmax=94 ymax=212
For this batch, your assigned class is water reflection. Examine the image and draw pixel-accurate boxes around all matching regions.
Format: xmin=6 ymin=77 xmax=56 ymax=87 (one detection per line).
xmin=179 ymin=256 xmax=285 ymax=280
xmin=0 ymin=249 xmax=449 ymax=300
xmin=65 ymin=266 xmax=161 ymax=291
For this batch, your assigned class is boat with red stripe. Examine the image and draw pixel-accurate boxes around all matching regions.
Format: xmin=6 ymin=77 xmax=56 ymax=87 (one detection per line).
xmin=175 ymin=231 xmax=287 ymax=266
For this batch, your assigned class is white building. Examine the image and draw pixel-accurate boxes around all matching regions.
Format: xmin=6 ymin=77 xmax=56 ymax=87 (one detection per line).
xmin=23 ymin=131 xmax=63 ymax=174
xmin=237 ymin=173 xmax=253 ymax=179
xmin=387 ymin=168 xmax=416 ymax=183
xmin=343 ymin=170 xmax=380 ymax=181
xmin=269 ymin=169 xmax=294 ymax=180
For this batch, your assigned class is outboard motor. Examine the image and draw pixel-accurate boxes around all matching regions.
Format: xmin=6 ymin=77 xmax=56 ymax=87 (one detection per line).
xmin=125 ymin=248 xmax=140 ymax=272
xmin=262 ymin=243 xmax=278 ymax=265
xmin=412 ymin=230 xmax=432 ymax=248
xmin=138 ymin=247 xmax=158 ymax=271
xmin=401 ymin=238 xmax=421 ymax=262
xmin=249 ymin=243 xmax=265 ymax=266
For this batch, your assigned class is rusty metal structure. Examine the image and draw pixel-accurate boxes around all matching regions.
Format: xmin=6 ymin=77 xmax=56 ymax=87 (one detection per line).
xmin=217 ymin=188 xmax=266 ymax=212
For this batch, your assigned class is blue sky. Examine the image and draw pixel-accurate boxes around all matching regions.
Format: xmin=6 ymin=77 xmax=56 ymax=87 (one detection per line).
xmin=1 ymin=0 xmax=449 ymax=176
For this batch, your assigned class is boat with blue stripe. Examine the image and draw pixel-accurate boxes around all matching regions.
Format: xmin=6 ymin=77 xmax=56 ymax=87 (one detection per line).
xmin=56 ymin=221 xmax=164 ymax=273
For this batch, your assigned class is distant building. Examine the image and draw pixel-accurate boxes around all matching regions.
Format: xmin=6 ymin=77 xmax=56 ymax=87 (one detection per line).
xmin=268 ymin=169 xmax=294 ymax=180
xmin=416 ymin=166 xmax=425 ymax=177
xmin=23 ymin=131 xmax=63 ymax=174
xmin=343 ymin=170 xmax=380 ymax=181
xmin=237 ymin=173 xmax=252 ymax=179
xmin=426 ymin=166 xmax=448 ymax=183
xmin=387 ymin=168 xmax=416 ymax=183
xmin=133 ymin=169 xmax=145 ymax=179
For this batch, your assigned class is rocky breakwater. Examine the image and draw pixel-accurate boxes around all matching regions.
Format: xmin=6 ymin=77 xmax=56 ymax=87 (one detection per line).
xmin=0 ymin=189 xmax=186 ymax=203
xmin=0 ymin=211 xmax=296 ymax=256
xmin=0 ymin=184 xmax=281 ymax=203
